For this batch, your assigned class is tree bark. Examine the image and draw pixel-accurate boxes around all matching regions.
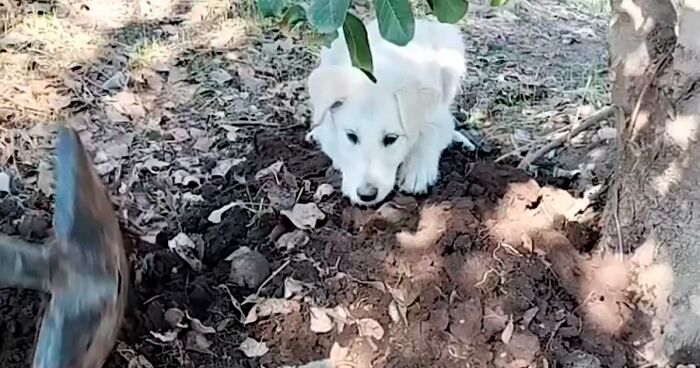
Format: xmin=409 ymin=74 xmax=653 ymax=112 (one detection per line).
xmin=604 ymin=0 xmax=700 ymax=364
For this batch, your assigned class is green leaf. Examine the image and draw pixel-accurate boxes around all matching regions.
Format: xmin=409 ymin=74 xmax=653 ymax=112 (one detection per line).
xmin=282 ymin=4 xmax=307 ymax=28
xmin=257 ymin=0 xmax=289 ymax=17
xmin=373 ymin=0 xmax=415 ymax=46
xmin=320 ymin=30 xmax=339 ymax=48
xmin=343 ymin=13 xmax=376 ymax=82
xmin=307 ymin=0 xmax=351 ymax=33
xmin=428 ymin=0 xmax=468 ymax=23
xmin=490 ymin=0 xmax=509 ymax=7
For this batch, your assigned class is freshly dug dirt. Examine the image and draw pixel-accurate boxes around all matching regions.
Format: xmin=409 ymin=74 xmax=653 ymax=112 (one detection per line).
xmin=0 ymin=126 xmax=638 ymax=368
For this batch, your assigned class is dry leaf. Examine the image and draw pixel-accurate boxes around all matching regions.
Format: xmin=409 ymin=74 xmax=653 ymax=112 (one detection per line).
xmin=127 ymin=355 xmax=154 ymax=368
xmin=313 ymin=183 xmax=334 ymax=202
xmin=276 ymin=230 xmax=310 ymax=251
xmin=150 ymin=330 xmax=178 ymax=342
xmin=255 ymin=160 xmax=284 ymax=180
xmin=330 ymin=305 xmax=350 ymax=333
xmin=190 ymin=317 xmax=216 ymax=334
xmin=310 ymin=307 xmax=333 ymax=333
xmin=103 ymin=71 xmax=127 ymax=90
xmin=210 ymin=69 xmax=233 ymax=85
xmin=501 ymin=316 xmax=514 ymax=344
xmin=167 ymin=233 xmax=203 ymax=271
xmin=239 ymin=337 xmax=269 ymax=358
xmin=185 ymin=331 xmax=212 ymax=354
xmin=164 ymin=308 xmax=186 ymax=328
xmin=144 ymin=158 xmax=170 ymax=173
xmin=521 ymin=307 xmax=539 ymax=327
xmin=208 ymin=201 xmax=242 ymax=224
xmin=356 ymin=318 xmax=384 ymax=340
xmin=115 ymin=91 xmax=146 ymax=119
xmin=281 ymin=203 xmax=326 ymax=230
xmin=212 ymin=158 xmax=244 ymax=177
xmin=245 ymin=298 xmax=300 ymax=324
xmin=283 ymin=277 xmax=305 ymax=299
xmin=388 ymin=300 xmax=402 ymax=324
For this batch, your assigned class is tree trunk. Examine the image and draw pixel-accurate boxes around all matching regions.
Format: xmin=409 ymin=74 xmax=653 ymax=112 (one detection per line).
xmin=604 ymin=0 xmax=700 ymax=364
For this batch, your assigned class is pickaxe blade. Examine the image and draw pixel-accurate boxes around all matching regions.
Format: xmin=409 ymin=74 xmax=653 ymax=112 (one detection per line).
xmin=31 ymin=126 xmax=129 ymax=368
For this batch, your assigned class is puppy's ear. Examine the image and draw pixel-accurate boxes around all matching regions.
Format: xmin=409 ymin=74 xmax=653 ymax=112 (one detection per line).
xmin=307 ymin=65 xmax=370 ymax=128
xmin=394 ymin=83 xmax=441 ymax=140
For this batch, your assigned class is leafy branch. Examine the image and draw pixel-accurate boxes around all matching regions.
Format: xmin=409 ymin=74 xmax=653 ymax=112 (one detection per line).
xmin=256 ymin=0 xmax=508 ymax=80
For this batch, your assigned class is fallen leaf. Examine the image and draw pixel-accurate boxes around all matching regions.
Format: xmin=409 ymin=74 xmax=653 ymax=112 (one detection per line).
xmin=185 ymin=331 xmax=212 ymax=354
xmin=329 ymin=305 xmax=351 ymax=333
xmin=169 ymin=127 xmax=190 ymax=142
xmin=115 ymin=91 xmax=146 ymax=119
xmin=103 ymin=71 xmax=127 ymax=90
xmin=106 ymin=106 xmax=130 ymax=123
xmin=144 ymin=158 xmax=170 ymax=173
xmin=210 ymin=69 xmax=233 ymax=84
xmin=245 ymin=298 xmax=300 ymax=324
xmin=239 ymin=337 xmax=269 ymax=358
xmin=276 ymin=230 xmax=309 ymax=251
xmin=212 ymin=158 xmax=245 ymax=177
xmin=356 ymin=318 xmax=384 ymax=340
xmin=310 ymin=307 xmax=333 ymax=333
xmin=167 ymin=233 xmax=203 ymax=271
xmin=313 ymin=183 xmax=334 ymax=202
xmin=281 ymin=203 xmax=326 ymax=230
xmin=127 ymin=355 xmax=154 ymax=368
xmin=255 ymin=160 xmax=284 ymax=180
xmin=190 ymin=317 xmax=216 ymax=334
xmin=388 ymin=300 xmax=402 ymax=324
xmin=164 ymin=308 xmax=186 ymax=328
xmin=522 ymin=307 xmax=539 ymax=327
xmin=150 ymin=330 xmax=178 ymax=342
xmin=501 ymin=316 xmax=514 ymax=344
xmin=0 ymin=172 xmax=10 ymax=193
xmin=208 ymin=201 xmax=242 ymax=224
xmin=283 ymin=277 xmax=305 ymax=299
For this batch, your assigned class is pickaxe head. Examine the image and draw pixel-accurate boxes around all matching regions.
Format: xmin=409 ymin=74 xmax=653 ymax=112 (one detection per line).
xmin=32 ymin=126 xmax=129 ymax=368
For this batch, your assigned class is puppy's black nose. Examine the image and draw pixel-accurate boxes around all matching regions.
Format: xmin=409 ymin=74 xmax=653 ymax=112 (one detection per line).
xmin=357 ymin=185 xmax=378 ymax=202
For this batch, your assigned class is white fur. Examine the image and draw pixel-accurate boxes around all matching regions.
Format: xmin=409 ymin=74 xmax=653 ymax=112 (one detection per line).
xmin=307 ymin=19 xmax=466 ymax=205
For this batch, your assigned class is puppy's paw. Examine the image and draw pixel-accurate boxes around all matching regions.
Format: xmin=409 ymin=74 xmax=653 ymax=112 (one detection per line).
xmin=398 ymin=158 xmax=439 ymax=194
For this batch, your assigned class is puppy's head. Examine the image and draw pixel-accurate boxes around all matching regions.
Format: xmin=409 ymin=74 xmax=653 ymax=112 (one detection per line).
xmin=307 ymin=65 xmax=440 ymax=206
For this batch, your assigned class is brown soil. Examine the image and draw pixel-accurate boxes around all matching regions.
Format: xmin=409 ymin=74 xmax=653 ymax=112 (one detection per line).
xmin=0 ymin=126 xmax=639 ymax=367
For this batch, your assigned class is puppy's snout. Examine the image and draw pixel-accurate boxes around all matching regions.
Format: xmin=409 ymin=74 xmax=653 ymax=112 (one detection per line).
xmin=356 ymin=184 xmax=378 ymax=203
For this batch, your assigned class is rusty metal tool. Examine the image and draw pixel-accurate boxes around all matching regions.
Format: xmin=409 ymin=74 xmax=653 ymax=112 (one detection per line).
xmin=0 ymin=126 xmax=129 ymax=368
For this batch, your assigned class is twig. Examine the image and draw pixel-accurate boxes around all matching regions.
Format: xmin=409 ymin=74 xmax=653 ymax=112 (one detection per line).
xmin=255 ymin=259 xmax=291 ymax=297
xmin=517 ymin=106 xmax=617 ymax=170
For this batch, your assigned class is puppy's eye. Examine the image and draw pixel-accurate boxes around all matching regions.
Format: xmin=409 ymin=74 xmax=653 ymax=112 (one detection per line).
xmin=346 ymin=132 xmax=359 ymax=144
xmin=383 ymin=134 xmax=399 ymax=146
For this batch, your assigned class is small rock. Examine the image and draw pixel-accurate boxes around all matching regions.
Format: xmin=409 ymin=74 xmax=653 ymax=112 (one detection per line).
xmin=229 ymin=247 xmax=271 ymax=289
xmin=561 ymin=350 xmax=602 ymax=368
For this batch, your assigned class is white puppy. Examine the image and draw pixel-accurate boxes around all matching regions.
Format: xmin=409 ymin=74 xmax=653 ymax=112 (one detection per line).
xmin=306 ymin=18 xmax=466 ymax=205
